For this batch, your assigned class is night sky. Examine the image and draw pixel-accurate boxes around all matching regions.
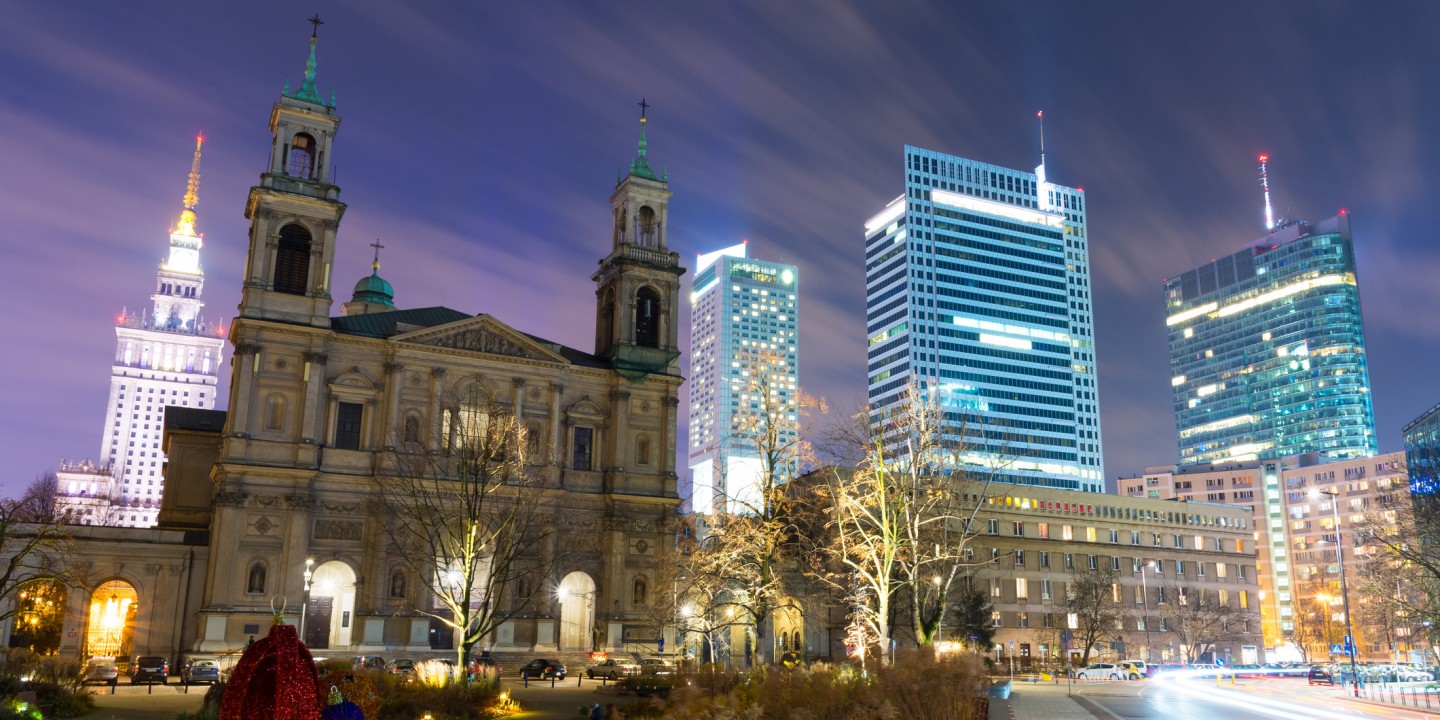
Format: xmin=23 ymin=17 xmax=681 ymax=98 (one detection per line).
xmin=4 ymin=2 xmax=1439 ymax=498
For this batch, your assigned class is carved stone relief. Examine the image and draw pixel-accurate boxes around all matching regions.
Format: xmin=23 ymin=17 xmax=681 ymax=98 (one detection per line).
xmin=424 ymin=329 xmax=535 ymax=359
xmin=313 ymin=519 xmax=363 ymax=542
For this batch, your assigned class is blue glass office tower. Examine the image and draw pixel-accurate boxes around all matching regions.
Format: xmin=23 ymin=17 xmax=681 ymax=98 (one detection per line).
xmin=1165 ymin=214 xmax=1377 ymax=465
xmin=1403 ymin=403 xmax=1440 ymax=496
xmin=864 ymin=146 xmax=1104 ymax=492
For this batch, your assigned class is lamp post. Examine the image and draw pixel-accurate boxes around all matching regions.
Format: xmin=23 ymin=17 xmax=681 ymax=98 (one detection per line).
xmin=299 ymin=558 xmax=314 ymax=641
xmin=1141 ymin=560 xmax=1154 ymax=664
xmin=1315 ymin=488 xmax=1359 ymax=697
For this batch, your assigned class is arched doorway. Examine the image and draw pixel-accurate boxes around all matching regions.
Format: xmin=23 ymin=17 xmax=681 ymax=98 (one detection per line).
xmin=85 ymin=580 xmax=138 ymax=660
xmin=556 ymin=572 xmax=595 ymax=651
xmin=305 ymin=561 xmax=357 ymax=649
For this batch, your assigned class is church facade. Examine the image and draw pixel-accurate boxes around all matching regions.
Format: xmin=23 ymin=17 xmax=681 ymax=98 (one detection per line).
xmin=25 ymin=31 xmax=688 ymax=664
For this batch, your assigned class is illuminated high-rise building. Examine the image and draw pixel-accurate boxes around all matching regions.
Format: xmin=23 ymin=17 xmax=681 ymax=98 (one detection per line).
xmin=687 ymin=242 xmax=799 ymax=514
xmin=1165 ymin=212 xmax=1377 ymax=466
xmin=863 ymin=143 xmax=1104 ymax=492
xmin=56 ymin=138 xmax=226 ymax=526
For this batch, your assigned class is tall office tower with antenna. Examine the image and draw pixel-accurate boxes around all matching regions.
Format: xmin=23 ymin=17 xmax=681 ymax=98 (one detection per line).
xmin=1165 ymin=156 xmax=1376 ymax=465
xmin=863 ymin=118 xmax=1104 ymax=492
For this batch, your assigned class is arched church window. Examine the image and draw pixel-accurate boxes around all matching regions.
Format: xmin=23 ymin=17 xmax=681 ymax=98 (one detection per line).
xmin=264 ymin=394 xmax=286 ymax=431
xmin=287 ymin=133 xmax=316 ymax=178
xmin=633 ymin=575 xmax=648 ymax=606
xmin=636 ymin=435 xmax=651 ymax=466
xmin=246 ymin=562 xmax=267 ymax=594
xmin=614 ymin=207 xmax=627 ymax=245
xmin=402 ymin=414 xmax=422 ymax=445
xmin=634 ymin=288 xmax=660 ymax=348
xmin=389 ymin=569 xmax=407 ymax=599
xmin=273 ymin=224 xmax=312 ymax=295
xmin=599 ymin=289 xmax=615 ymax=347
xmin=636 ymin=205 xmax=657 ymax=246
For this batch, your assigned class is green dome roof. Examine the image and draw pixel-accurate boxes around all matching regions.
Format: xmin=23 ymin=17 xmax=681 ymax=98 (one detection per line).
xmin=351 ymin=270 xmax=394 ymax=307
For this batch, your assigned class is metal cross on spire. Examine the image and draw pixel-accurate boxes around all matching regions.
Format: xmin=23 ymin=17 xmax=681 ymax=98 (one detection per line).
xmin=638 ymin=98 xmax=649 ymax=120
xmin=308 ymin=14 xmax=324 ymax=39
xmin=369 ymin=239 xmax=385 ymax=270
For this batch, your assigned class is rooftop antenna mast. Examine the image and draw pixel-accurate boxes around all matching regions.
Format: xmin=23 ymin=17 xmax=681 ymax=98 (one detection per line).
xmin=1259 ymin=153 xmax=1274 ymax=232
xmin=1038 ymin=110 xmax=1046 ymax=168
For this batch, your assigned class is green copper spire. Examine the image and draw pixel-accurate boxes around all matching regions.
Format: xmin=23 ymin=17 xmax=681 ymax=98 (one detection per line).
xmin=293 ymin=36 xmax=324 ymax=104
xmin=627 ymin=112 xmax=659 ymax=181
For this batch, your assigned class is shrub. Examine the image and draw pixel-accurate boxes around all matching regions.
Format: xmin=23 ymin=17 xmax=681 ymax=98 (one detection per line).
xmin=656 ymin=653 xmax=988 ymax=720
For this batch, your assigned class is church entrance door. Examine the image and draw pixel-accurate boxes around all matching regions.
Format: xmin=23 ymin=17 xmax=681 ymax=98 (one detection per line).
xmin=304 ymin=596 xmax=333 ymax=649
xmin=308 ymin=561 xmax=357 ymax=649
xmin=557 ymin=571 xmax=596 ymax=651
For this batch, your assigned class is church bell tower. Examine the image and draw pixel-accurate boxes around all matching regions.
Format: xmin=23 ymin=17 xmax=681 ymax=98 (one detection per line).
xmin=593 ymin=103 xmax=685 ymax=378
xmin=237 ymin=22 xmax=347 ymax=328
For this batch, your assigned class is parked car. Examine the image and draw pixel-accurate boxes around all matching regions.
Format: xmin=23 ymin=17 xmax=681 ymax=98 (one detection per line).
xmin=1075 ymin=663 xmax=1122 ymax=680
xmin=81 ymin=657 xmax=119 ymax=686
xmin=1119 ymin=660 xmax=1149 ymax=679
xmin=388 ymin=658 xmax=416 ymax=678
xmin=637 ymin=658 xmax=675 ymax=675
xmin=519 ymin=658 xmax=567 ymax=680
xmin=1308 ymin=665 xmax=1335 ymax=685
xmin=352 ymin=655 xmax=386 ymax=671
xmin=131 ymin=656 xmax=169 ymax=684
xmin=469 ymin=656 xmax=501 ymax=678
xmin=587 ymin=658 xmax=640 ymax=679
xmin=181 ymin=658 xmax=220 ymax=684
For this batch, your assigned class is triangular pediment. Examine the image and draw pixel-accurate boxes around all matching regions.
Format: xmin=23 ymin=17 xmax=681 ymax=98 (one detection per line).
xmin=392 ymin=315 xmax=568 ymax=363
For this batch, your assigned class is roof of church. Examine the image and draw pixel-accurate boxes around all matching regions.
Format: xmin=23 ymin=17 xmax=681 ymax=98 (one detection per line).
xmin=330 ymin=307 xmax=607 ymax=367
xmin=350 ymin=270 xmax=395 ymax=307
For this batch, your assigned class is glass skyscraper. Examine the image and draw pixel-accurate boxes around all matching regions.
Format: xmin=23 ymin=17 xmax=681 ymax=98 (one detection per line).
xmin=687 ymin=242 xmax=799 ymax=514
xmin=1165 ymin=213 xmax=1377 ymax=465
xmin=864 ymin=145 xmax=1104 ymax=492
xmin=1403 ymin=403 xmax=1440 ymax=496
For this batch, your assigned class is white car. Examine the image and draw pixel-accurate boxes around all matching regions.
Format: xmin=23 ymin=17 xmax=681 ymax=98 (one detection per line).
xmin=586 ymin=658 xmax=640 ymax=679
xmin=1076 ymin=663 xmax=1123 ymax=680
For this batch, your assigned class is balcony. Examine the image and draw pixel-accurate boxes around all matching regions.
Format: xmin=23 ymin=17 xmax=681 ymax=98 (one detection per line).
xmin=260 ymin=172 xmax=340 ymax=201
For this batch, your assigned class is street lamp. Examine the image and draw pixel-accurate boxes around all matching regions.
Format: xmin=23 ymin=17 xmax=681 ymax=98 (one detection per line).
xmin=1314 ymin=487 xmax=1359 ymax=697
xmin=1140 ymin=560 xmax=1155 ymax=664
xmin=300 ymin=558 xmax=314 ymax=640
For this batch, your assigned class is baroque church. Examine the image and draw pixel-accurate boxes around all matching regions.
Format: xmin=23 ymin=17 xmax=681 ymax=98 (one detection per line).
xmin=18 ymin=30 xmax=688 ymax=665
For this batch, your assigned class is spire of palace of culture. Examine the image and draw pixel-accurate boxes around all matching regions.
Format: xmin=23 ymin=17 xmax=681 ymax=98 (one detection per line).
xmin=55 ymin=139 xmax=227 ymax=527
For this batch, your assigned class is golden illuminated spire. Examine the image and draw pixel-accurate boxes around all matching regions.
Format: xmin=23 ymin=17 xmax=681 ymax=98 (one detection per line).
xmin=175 ymin=135 xmax=204 ymax=237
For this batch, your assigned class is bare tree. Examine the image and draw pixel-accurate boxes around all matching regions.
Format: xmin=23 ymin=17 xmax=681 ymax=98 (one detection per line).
xmin=822 ymin=382 xmax=994 ymax=665
xmin=1156 ymin=581 xmax=1246 ymax=664
xmin=1352 ymin=475 xmax=1434 ymax=661
xmin=1063 ymin=565 xmax=1124 ymax=666
xmin=689 ymin=349 xmax=820 ymax=665
xmin=377 ymin=393 xmax=561 ymax=671
xmin=0 ymin=476 xmax=73 ymax=628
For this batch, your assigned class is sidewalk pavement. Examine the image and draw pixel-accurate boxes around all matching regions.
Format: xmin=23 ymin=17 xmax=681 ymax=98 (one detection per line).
xmin=988 ymin=678 xmax=1102 ymax=720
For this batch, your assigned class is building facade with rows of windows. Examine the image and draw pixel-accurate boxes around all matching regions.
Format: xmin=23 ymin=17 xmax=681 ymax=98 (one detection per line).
xmin=1118 ymin=451 xmax=1410 ymax=662
xmin=686 ymin=241 xmax=799 ymax=514
xmin=971 ymin=486 xmax=1261 ymax=667
xmin=863 ymin=145 xmax=1104 ymax=493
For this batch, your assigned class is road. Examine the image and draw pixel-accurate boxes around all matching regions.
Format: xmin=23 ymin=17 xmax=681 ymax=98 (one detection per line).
xmin=1060 ymin=676 xmax=1439 ymax=720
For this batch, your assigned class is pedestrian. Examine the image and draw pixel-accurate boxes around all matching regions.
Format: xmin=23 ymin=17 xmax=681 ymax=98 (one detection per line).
xmin=589 ymin=702 xmax=604 ymax=720
xmin=605 ymin=702 xmax=624 ymax=719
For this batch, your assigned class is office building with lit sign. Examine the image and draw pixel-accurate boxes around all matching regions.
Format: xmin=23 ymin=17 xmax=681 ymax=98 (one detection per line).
xmin=863 ymin=145 xmax=1104 ymax=492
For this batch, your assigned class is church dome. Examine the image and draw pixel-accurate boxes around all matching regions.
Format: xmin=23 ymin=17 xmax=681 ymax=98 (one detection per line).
xmin=351 ymin=269 xmax=394 ymax=307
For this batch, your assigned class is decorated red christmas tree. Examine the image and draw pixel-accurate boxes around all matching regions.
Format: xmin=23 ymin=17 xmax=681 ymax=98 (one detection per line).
xmin=220 ymin=617 xmax=322 ymax=720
